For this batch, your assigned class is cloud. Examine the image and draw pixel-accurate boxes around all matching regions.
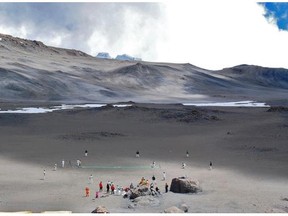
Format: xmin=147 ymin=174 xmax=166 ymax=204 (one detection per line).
xmin=0 ymin=2 xmax=165 ymax=60
xmin=158 ymin=0 xmax=288 ymax=69
xmin=0 ymin=1 xmax=288 ymax=70
xmin=259 ymin=3 xmax=288 ymax=31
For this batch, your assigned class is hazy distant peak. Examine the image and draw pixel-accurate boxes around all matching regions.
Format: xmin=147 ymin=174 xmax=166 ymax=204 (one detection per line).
xmin=96 ymin=52 xmax=112 ymax=59
xmin=116 ymin=54 xmax=142 ymax=61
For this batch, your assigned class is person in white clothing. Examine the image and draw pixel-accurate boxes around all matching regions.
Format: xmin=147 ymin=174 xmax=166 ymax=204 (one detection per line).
xmin=54 ymin=164 xmax=57 ymax=171
xmin=182 ymin=162 xmax=186 ymax=169
xmin=152 ymin=161 xmax=156 ymax=168
xmin=162 ymin=171 xmax=166 ymax=181
xmin=89 ymin=174 xmax=93 ymax=184
xmin=62 ymin=159 xmax=65 ymax=168
xmin=77 ymin=160 xmax=80 ymax=167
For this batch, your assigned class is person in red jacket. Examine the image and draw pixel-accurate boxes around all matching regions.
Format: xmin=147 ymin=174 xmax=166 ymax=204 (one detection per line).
xmin=111 ymin=184 xmax=115 ymax=194
xmin=99 ymin=181 xmax=103 ymax=191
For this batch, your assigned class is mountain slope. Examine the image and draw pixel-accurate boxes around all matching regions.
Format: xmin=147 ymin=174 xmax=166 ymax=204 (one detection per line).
xmin=1 ymin=33 xmax=288 ymax=104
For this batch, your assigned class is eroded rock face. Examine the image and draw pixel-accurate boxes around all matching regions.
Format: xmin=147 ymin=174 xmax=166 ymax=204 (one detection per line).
xmin=170 ymin=177 xmax=201 ymax=194
xmin=164 ymin=206 xmax=184 ymax=213
xmin=91 ymin=206 xmax=109 ymax=213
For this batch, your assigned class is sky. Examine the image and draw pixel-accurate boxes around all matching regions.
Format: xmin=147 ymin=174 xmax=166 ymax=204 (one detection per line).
xmin=0 ymin=1 xmax=288 ymax=70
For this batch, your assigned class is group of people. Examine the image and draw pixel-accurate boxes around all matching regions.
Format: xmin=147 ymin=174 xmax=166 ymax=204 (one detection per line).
xmin=85 ymin=180 xmax=130 ymax=198
xmin=43 ymin=148 xmax=213 ymax=201
xmin=43 ymin=150 xmax=88 ymax=180
xmin=136 ymin=150 xmax=213 ymax=170
xmin=84 ymin=174 xmax=171 ymax=199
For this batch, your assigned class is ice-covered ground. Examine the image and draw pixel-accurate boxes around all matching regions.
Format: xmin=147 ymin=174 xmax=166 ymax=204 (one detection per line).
xmin=183 ymin=100 xmax=270 ymax=107
xmin=0 ymin=101 xmax=269 ymax=114
xmin=0 ymin=104 xmax=132 ymax=114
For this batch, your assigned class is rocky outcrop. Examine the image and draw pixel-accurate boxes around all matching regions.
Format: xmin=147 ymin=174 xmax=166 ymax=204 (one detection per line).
xmin=91 ymin=206 xmax=109 ymax=213
xmin=129 ymin=185 xmax=151 ymax=199
xmin=170 ymin=177 xmax=201 ymax=193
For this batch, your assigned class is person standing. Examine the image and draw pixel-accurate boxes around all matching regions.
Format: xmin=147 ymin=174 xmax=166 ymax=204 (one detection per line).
xmin=85 ymin=150 xmax=88 ymax=157
xmin=89 ymin=174 xmax=93 ymax=184
xmin=95 ymin=191 xmax=99 ymax=198
xmin=76 ymin=159 xmax=80 ymax=167
xmin=136 ymin=150 xmax=140 ymax=158
xmin=54 ymin=164 xmax=57 ymax=171
xmin=152 ymin=161 xmax=156 ymax=168
xmin=111 ymin=184 xmax=115 ymax=194
xmin=186 ymin=150 xmax=189 ymax=158
xmin=85 ymin=187 xmax=90 ymax=197
xmin=209 ymin=161 xmax=213 ymax=170
xmin=162 ymin=172 xmax=166 ymax=181
xmin=99 ymin=181 xmax=103 ymax=191
xmin=106 ymin=182 xmax=110 ymax=193
xmin=43 ymin=169 xmax=46 ymax=180
xmin=62 ymin=159 xmax=65 ymax=168
xmin=165 ymin=183 xmax=169 ymax=193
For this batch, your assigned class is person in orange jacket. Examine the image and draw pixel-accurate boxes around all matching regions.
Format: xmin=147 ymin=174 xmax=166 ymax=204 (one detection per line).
xmin=85 ymin=187 xmax=90 ymax=197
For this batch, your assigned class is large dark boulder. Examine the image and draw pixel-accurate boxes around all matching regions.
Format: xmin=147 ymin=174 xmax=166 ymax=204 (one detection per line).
xmin=170 ymin=177 xmax=201 ymax=193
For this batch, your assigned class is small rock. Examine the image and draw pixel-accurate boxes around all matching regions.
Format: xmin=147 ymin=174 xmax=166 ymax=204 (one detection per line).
xmin=128 ymin=204 xmax=135 ymax=209
xmin=179 ymin=203 xmax=189 ymax=212
xmin=164 ymin=206 xmax=184 ymax=213
xmin=91 ymin=206 xmax=109 ymax=213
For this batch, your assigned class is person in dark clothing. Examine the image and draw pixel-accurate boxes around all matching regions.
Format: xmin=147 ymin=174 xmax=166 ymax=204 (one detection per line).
xmin=136 ymin=150 xmax=140 ymax=157
xmin=106 ymin=183 xmax=110 ymax=193
xmin=152 ymin=175 xmax=156 ymax=181
xmin=155 ymin=186 xmax=160 ymax=194
xmin=165 ymin=183 xmax=169 ymax=193
xmin=209 ymin=161 xmax=213 ymax=170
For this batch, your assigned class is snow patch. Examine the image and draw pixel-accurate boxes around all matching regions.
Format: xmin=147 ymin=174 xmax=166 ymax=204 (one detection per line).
xmin=183 ymin=101 xmax=270 ymax=107
xmin=0 ymin=104 xmax=132 ymax=114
